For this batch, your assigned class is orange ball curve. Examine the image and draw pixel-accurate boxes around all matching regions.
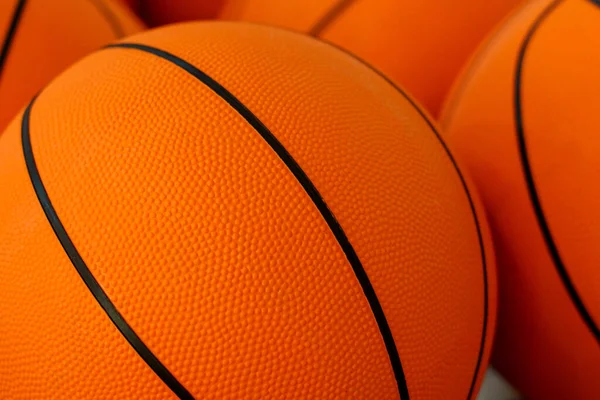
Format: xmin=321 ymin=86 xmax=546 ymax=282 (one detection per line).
xmin=138 ymin=0 xmax=522 ymax=117
xmin=0 ymin=22 xmax=496 ymax=399
xmin=441 ymin=0 xmax=600 ymax=398
xmin=0 ymin=0 xmax=144 ymax=132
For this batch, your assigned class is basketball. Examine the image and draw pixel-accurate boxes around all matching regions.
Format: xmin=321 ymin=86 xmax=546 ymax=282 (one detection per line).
xmin=0 ymin=0 xmax=144 ymax=131
xmin=441 ymin=0 xmax=600 ymax=398
xmin=0 ymin=22 xmax=495 ymax=399
xmin=137 ymin=0 xmax=522 ymax=117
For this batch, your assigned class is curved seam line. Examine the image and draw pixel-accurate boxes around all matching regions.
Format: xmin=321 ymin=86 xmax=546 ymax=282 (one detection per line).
xmin=0 ymin=0 xmax=27 ymax=89
xmin=304 ymin=36 xmax=489 ymax=399
xmin=388 ymin=68 xmax=488 ymax=400
xmin=422 ymin=81 xmax=489 ymax=400
xmin=515 ymin=0 xmax=600 ymax=342
xmin=20 ymin=99 xmax=194 ymax=399
xmin=105 ymin=42 xmax=410 ymax=400
xmin=178 ymin=25 xmax=490 ymax=396
xmin=87 ymin=0 xmax=125 ymax=38
xmin=441 ymin=1 xmax=527 ymax=126
xmin=309 ymin=0 xmax=358 ymax=37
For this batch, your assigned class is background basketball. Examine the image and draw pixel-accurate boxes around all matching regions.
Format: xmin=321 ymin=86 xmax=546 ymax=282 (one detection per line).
xmin=441 ymin=0 xmax=600 ymax=398
xmin=0 ymin=0 xmax=144 ymax=132
xmin=136 ymin=0 xmax=522 ymax=117
xmin=0 ymin=22 xmax=496 ymax=399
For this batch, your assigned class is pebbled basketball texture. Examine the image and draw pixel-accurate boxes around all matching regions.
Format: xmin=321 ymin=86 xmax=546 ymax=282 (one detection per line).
xmin=0 ymin=22 xmax=495 ymax=399
xmin=0 ymin=0 xmax=144 ymax=132
xmin=441 ymin=0 xmax=600 ymax=398
xmin=137 ymin=0 xmax=522 ymax=117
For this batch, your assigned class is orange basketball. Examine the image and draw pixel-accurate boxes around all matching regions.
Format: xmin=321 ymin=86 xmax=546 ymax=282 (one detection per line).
xmin=441 ymin=0 xmax=600 ymax=398
xmin=0 ymin=22 xmax=496 ymax=399
xmin=138 ymin=0 xmax=522 ymax=117
xmin=0 ymin=0 xmax=144 ymax=132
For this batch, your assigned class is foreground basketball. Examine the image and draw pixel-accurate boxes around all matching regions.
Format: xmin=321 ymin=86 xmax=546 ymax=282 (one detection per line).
xmin=0 ymin=0 xmax=144 ymax=131
xmin=441 ymin=0 xmax=600 ymax=398
xmin=138 ymin=0 xmax=522 ymax=117
xmin=0 ymin=22 xmax=495 ymax=399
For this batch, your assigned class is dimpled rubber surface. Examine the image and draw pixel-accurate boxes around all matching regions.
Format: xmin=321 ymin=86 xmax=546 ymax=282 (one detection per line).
xmin=0 ymin=116 xmax=174 ymax=398
xmin=216 ymin=0 xmax=522 ymax=116
xmin=125 ymin=23 xmax=495 ymax=399
xmin=28 ymin=44 xmax=398 ymax=400
xmin=0 ymin=0 xmax=144 ymax=131
xmin=441 ymin=0 xmax=600 ymax=398
xmin=1 ymin=22 xmax=494 ymax=399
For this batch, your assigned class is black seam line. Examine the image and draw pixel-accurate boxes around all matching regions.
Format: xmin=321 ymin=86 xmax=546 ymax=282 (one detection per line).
xmin=0 ymin=0 xmax=27 ymax=88
xmin=396 ymin=73 xmax=488 ymax=400
xmin=106 ymin=42 xmax=410 ymax=400
xmin=591 ymin=0 xmax=600 ymax=7
xmin=415 ymin=78 xmax=489 ymax=400
xmin=312 ymin=37 xmax=489 ymax=400
xmin=441 ymin=0 xmax=525 ymax=126
xmin=309 ymin=0 xmax=357 ymax=37
xmin=515 ymin=0 xmax=600 ymax=342
xmin=21 ymin=100 xmax=194 ymax=400
xmin=87 ymin=0 xmax=125 ymax=38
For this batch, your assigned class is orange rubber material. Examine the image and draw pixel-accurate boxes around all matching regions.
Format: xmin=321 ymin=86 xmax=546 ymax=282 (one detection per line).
xmin=441 ymin=0 xmax=600 ymax=398
xmin=0 ymin=22 xmax=495 ymax=399
xmin=140 ymin=0 xmax=523 ymax=117
xmin=0 ymin=0 xmax=144 ymax=132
